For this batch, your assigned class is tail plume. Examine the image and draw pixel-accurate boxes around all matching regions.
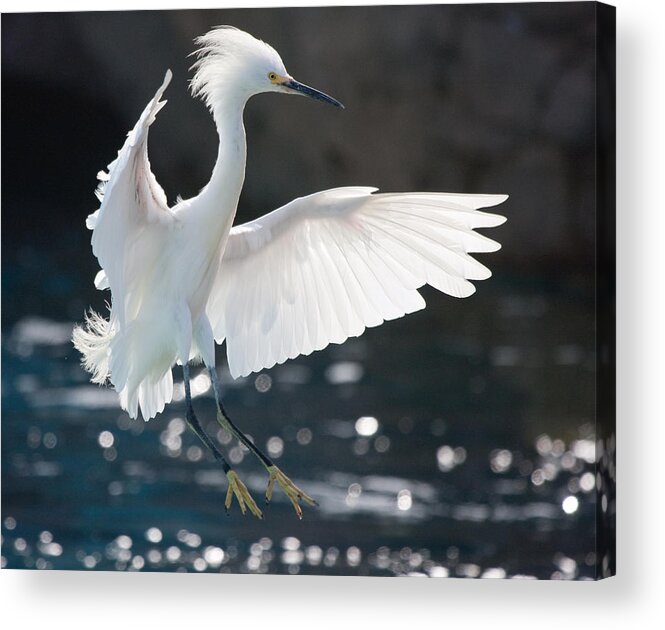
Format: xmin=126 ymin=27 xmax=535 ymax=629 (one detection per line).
xmin=73 ymin=309 xmax=175 ymax=420
xmin=72 ymin=309 xmax=114 ymax=384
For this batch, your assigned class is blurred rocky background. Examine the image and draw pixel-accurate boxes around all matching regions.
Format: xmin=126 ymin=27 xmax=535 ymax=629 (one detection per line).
xmin=2 ymin=3 xmax=596 ymax=326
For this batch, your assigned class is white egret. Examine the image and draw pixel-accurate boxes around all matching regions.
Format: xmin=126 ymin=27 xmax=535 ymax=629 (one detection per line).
xmin=73 ymin=26 xmax=507 ymax=519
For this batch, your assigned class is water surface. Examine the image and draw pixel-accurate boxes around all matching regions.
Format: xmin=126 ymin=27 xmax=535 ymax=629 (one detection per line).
xmin=2 ymin=279 xmax=599 ymax=579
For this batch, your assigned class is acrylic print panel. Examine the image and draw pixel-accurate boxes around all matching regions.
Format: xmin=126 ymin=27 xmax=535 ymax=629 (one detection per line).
xmin=1 ymin=2 xmax=615 ymax=579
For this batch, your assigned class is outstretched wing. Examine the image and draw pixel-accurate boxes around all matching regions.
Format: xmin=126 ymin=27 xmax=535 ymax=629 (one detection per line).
xmin=86 ymin=70 xmax=176 ymax=326
xmin=207 ymin=187 xmax=507 ymax=378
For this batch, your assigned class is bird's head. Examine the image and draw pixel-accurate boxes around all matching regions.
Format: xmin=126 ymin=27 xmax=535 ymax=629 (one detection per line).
xmin=190 ymin=26 xmax=344 ymax=110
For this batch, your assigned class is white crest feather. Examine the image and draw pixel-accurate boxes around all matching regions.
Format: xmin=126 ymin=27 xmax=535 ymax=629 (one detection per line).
xmin=190 ymin=26 xmax=286 ymax=109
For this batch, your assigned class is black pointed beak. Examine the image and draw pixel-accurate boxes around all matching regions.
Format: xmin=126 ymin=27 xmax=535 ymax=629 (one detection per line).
xmin=282 ymin=78 xmax=344 ymax=109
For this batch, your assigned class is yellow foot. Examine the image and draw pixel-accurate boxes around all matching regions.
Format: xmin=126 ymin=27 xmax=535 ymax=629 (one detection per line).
xmin=265 ymin=465 xmax=317 ymax=519
xmin=225 ymin=470 xmax=263 ymax=519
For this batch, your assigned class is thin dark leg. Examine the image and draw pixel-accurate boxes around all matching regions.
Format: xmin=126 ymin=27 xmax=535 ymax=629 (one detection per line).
xmin=207 ymin=366 xmax=317 ymax=517
xmin=207 ymin=366 xmax=273 ymax=469
xmin=183 ymin=364 xmax=262 ymax=518
xmin=183 ymin=364 xmax=230 ymax=472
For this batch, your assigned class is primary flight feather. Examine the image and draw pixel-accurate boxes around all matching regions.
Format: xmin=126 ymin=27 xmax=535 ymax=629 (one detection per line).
xmin=73 ymin=26 xmax=507 ymax=518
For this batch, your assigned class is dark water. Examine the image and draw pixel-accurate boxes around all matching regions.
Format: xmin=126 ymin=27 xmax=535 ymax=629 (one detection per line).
xmin=2 ymin=277 xmax=599 ymax=579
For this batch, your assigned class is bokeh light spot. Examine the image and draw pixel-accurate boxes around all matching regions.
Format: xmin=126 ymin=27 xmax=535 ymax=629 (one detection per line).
xmin=355 ymin=416 xmax=379 ymax=437
xmin=562 ymin=495 xmax=579 ymax=514
xmin=98 ymin=431 xmax=114 ymax=448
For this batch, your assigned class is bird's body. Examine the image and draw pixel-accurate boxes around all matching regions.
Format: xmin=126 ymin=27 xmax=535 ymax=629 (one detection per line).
xmin=77 ymin=63 xmax=248 ymax=418
xmin=74 ymin=26 xmax=507 ymax=517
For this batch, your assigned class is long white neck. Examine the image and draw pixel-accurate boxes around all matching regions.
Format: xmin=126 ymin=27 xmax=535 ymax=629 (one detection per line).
xmin=193 ymin=93 xmax=248 ymax=241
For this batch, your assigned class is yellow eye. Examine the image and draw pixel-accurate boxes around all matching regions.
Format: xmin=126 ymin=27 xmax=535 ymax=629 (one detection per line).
xmin=268 ymin=72 xmax=278 ymax=82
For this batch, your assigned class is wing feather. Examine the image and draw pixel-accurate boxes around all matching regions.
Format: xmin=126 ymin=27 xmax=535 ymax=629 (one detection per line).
xmin=209 ymin=188 xmax=507 ymax=378
xmin=86 ymin=70 xmax=175 ymax=327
